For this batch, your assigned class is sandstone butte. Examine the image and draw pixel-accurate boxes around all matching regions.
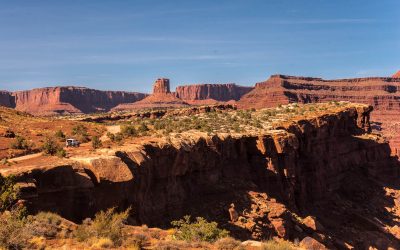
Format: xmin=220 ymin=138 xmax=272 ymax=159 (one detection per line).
xmin=0 ymin=86 xmax=148 ymax=116
xmin=2 ymin=103 xmax=400 ymax=249
xmin=112 ymin=78 xmax=190 ymax=110
xmin=237 ymin=73 xmax=400 ymax=156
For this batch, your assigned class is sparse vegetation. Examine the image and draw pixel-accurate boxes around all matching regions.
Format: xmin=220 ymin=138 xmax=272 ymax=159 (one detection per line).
xmin=72 ymin=124 xmax=90 ymax=142
xmin=171 ymin=215 xmax=229 ymax=243
xmin=55 ymin=129 xmax=66 ymax=140
xmin=121 ymin=125 xmax=137 ymax=137
xmin=0 ymin=174 xmax=19 ymax=212
xmin=261 ymin=239 xmax=294 ymax=250
xmin=215 ymin=237 xmax=243 ymax=250
xmin=10 ymin=135 xmax=32 ymax=150
xmin=75 ymin=207 xmax=131 ymax=246
xmin=91 ymin=135 xmax=102 ymax=149
xmin=42 ymin=137 xmax=66 ymax=157
xmin=4 ymin=128 xmax=15 ymax=138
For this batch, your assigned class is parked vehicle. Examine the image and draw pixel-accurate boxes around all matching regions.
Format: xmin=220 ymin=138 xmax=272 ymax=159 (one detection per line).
xmin=66 ymin=138 xmax=80 ymax=147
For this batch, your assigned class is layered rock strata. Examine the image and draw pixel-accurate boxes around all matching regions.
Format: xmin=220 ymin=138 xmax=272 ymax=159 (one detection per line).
xmin=175 ymin=83 xmax=253 ymax=102
xmin=113 ymin=78 xmax=189 ymax=110
xmin=2 ymin=104 xmax=399 ymax=248
xmin=0 ymin=87 xmax=147 ymax=115
xmin=238 ymin=74 xmax=400 ymax=156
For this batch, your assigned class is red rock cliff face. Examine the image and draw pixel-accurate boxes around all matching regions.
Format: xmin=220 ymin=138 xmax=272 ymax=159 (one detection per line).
xmin=0 ymin=91 xmax=14 ymax=108
xmin=175 ymin=83 xmax=253 ymax=101
xmin=11 ymin=86 xmax=147 ymax=115
xmin=4 ymin=105 xmax=400 ymax=247
xmin=153 ymin=78 xmax=171 ymax=94
xmin=238 ymin=74 xmax=400 ymax=156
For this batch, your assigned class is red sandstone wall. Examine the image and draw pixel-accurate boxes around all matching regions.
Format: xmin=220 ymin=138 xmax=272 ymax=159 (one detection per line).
xmin=12 ymin=86 xmax=147 ymax=115
xmin=175 ymin=83 xmax=253 ymax=101
xmin=238 ymin=75 xmax=400 ymax=156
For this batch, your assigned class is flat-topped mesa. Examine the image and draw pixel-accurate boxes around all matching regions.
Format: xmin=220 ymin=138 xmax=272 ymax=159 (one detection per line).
xmin=153 ymin=78 xmax=171 ymax=94
xmin=175 ymin=83 xmax=253 ymax=102
xmin=0 ymin=86 xmax=148 ymax=115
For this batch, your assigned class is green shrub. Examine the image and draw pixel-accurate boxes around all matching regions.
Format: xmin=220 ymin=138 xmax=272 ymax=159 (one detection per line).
xmin=75 ymin=207 xmax=130 ymax=246
xmin=171 ymin=215 xmax=229 ymax=243
xmin=10 ymin=136 xmax=31 ymax=150
xmin=54 ymin=130 xmax=66 ymax=140
xmin=121 ymin=125 xmax=137 ymax=137
xmin=0 ymin=174 xmax=19 ymax=212
xmin=26 ymin=212 xmax=62 ymax=238
xmin=56 ymin=148 xmax=67 ymax=158
xmin=0 ymin=210 xmax=30 ymax=249
xmin=138 ymin=123 xmax=149 ymax=134
xmin=42 ymin=137 xmax=64 ymax=156
xmin=91 ymin=136 xmax=102 ymax=149
xmin=72 ymin=124 xmax=89 ymax=142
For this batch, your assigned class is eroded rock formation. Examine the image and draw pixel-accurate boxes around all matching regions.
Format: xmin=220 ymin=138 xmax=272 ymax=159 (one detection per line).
xmin=153 ymin=78 xmax=171 ymax=94
xmin=113 ymin=78 xmax=189 ymax=110
xmin=0 ymin=87 xmax=147 ymax=115
xmin=238 ymin=74 xmax=400 ymax=156
xmin=3 ymin=104 xmax=400 ymax=248
xmin=175 ymin=83 xmax=253 ymax=102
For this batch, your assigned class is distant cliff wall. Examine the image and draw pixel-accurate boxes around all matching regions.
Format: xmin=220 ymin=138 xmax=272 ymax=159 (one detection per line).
xmin=175 ymin=83 xmax=253 ymax=101
xmin=10 ymin=87 xmax=147 ymax=115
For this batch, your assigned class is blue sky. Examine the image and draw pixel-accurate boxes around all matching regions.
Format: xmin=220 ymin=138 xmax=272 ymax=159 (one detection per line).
xmin=0 ymin=0 xmax=399 ymax=93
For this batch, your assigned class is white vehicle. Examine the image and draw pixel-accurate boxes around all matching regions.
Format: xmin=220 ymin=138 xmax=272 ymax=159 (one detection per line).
xmin=66 ymin=139 xmax=80 ymax=147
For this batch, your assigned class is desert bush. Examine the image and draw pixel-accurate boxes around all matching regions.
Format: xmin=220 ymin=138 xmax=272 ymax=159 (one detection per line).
xmin=56 ymin=148 xmax=67 ymax=158
xmin=171 ymin=215 xmax=229 ymax=243
xmin=0 ymin=174 xmax=19 ymax=211
xmin=215 ymin=237 xmax=243 ymax=250
xmin=10 ymin=136 xmax=31 ymax=150
xmin=123 ymin=233 xmax=149 ymax=249
xmin=75 ymin=207 xmax=130 ymax=246
xmin=91 ymin=136 xmax=102 ymax=149
xmin=72 ymin=124 xmax=89 ymax=142
xmin=4 ymin=128 xmax=15 ymax=138
xmin=26 ymin=212 xmax=62 ymax=238
xmin=138 ymin=123 xmax=149 ymax=134
xmin=261 ymin=239 xmax=294 ymax=250
xmin=54 ymin=129 xmax=66 ymax=140
xmin=91 ymin=237 xmax=114 ymax=248
xmin=121 ymin=125 xmax=137 ymax=137
xmin=0 ymin=208 xmax=32 ymax=249
xmin=42 ymin=137 xmax=65 ymax=157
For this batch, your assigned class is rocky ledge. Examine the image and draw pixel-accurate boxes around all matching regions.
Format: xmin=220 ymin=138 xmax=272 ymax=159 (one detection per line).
xmin=1 ymin=103 xmax=400 ymax=249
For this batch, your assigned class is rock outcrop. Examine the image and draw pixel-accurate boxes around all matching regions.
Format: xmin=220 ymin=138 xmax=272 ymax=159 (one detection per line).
xmin=3 ymin=104 xmax=400 ymax=248
xmin=113 ymin=78 xmax=189 ymax=110
xmin=238 ymin=74 xmax=400 ymax=156
xmin=153 ymin=78 xmax=171 ymax=94
xmin=1 ymin=87 xmax=147 ymax=115
xmin=175 ymin=83 xmax=253 ymax=102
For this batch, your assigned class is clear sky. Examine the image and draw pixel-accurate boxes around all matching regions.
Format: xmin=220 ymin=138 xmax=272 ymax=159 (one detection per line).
xmin=0 ymin=0 xmax=399 ymax=93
